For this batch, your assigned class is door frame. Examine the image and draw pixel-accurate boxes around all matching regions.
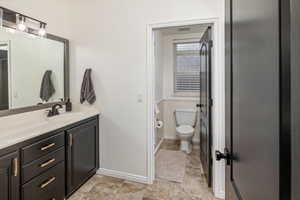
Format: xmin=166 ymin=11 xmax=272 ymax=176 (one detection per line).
xmin=146 ymin=18 xmax=226 ymax=199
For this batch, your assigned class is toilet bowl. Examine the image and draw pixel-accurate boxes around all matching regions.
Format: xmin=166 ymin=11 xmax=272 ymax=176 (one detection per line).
xmin=174 ymin=109 xmax=197 ymax=154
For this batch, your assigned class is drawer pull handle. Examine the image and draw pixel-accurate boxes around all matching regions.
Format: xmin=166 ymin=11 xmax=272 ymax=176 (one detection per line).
xmin=12 ymin=158 xmax=18 ymax=177
xmin=40 ymin=143 xmax=56 ymax=151
xmin=40 ymin=177 xmax=56 ymax=189
xmin=40 ymin=158 xmax=55 ymax=168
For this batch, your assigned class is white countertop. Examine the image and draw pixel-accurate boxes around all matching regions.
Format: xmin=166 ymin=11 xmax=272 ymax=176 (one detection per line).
xmin=0 ymin=104 xmax=101 ymax=150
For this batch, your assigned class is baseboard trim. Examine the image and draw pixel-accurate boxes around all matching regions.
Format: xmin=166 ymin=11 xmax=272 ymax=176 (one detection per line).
xmin=154 ymin=138 xmax=164 ymax=154
xmin=97 ymin=168 xmax=149 ymax=184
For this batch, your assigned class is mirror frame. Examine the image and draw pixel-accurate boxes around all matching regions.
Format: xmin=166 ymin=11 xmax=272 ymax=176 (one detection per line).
xmin=0 ymin=33 xmax=69 ymax=117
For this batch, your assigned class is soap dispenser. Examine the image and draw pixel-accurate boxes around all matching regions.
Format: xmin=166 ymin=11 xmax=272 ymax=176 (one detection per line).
xmin=65 ymin=98 xmax=72 ymax=112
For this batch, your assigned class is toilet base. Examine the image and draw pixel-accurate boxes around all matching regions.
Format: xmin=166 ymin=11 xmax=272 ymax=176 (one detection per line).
xmin=180 ymin=140 xmax=192 ymax=154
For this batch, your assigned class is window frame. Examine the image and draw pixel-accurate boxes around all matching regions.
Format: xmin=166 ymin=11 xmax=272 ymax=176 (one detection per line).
xmin=173 ymin=41 xmax=201 ymax=96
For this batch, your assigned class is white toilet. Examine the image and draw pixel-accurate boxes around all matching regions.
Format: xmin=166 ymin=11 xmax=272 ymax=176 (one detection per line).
xmin=174 ymin=109 xmax=197 ymax=154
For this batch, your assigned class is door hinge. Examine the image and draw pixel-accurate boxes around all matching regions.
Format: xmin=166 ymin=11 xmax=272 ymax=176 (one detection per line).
xmin=209 ymin=99 xmax=213 ymax=107
xmin=209 ymin=40 xmax=213 ymax=47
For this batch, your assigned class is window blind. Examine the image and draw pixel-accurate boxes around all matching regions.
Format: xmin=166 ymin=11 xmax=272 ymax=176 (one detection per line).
xmin=174 ymin=42 xmax=201 ymax=92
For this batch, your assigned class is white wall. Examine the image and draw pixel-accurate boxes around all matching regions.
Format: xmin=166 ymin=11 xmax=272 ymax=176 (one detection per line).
xmin=154 ymin=31 xmax=164 ymax=103
xmin=153 ymin=30 xmax=164 ymax=149
xmin=68 ymin=0 xmax=225 ymax=196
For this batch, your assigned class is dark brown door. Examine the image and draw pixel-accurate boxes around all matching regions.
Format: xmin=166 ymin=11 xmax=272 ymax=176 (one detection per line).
xmin=66 ymin=119 xmax=99 ymax=196
xmin=0 ymin=151 xmax=20 ymax=200
xmin=223 ymin=0 xmax=284 ymax=199
xmin=291 ymin=0 xmax=300 ymax=199
xmin=199 ymin=27 xmax=212 ymax=187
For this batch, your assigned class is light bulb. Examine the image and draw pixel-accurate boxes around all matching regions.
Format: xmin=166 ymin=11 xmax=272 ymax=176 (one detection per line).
xmin=38 ymin=23 xmax=46 ymax=36
xmin=38 ymin=28 xmax=46 ymax=36
xmin=17 ymin=22 xmax=26 ymax=31
xmin=17 ymin=15 xmax=26 ymax=31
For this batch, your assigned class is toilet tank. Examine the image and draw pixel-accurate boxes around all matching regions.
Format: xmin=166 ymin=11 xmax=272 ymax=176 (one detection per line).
xmin=175 ymin=109 xmax=197 ymax=126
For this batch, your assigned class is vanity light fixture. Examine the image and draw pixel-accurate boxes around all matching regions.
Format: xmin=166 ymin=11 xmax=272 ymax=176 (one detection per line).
xmin=0 ymin=7 xmax=47 ymax=37
xmin=38 ymin=23 xmax=46 ymax=36
xmin=17 ymin=15 xmax=26 ymax=31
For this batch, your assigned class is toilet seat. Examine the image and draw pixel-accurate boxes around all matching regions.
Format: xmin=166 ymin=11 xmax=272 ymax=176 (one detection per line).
xmin=176 ymin=125 xmax=194 ymax=136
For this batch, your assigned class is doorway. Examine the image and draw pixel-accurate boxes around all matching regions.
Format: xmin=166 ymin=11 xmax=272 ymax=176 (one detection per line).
xmin=147 ymin=18 xmax=225 ymax=199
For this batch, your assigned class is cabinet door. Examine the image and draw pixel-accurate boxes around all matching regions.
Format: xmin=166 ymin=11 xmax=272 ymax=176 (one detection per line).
xmin=66 ymin=119 xmax=99 ymax=195
xmin=0 ymin=151 xmax=20 ymax=200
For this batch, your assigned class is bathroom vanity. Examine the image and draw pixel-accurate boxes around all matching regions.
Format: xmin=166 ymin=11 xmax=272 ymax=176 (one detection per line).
xmin=0 ymin=7 xmax=100 ymax=200
xmin=0 ymin=108 xmax=100 ymax=200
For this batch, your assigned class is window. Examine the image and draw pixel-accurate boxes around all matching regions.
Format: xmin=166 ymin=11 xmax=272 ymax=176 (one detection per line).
xmin=174 ymin=42 xmax=201 ymax=93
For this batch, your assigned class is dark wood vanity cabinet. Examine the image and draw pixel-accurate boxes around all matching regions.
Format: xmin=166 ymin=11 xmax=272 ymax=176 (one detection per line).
xmin=66 ymin=119 xmax=99 ymax=196
xmin=0 ymin=151 xmax=20 ymax=200
xmin=0 ymin=115 xmax=99 ymax=200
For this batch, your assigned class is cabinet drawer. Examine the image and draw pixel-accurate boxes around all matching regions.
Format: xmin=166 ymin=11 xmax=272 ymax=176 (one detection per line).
xmin=22 ymin=148 xmax=65 ymax=183
xmin=22 ymin=132 xmax=65 ymax=164
xmin=22 ymin=161 xmax=65 ymax=200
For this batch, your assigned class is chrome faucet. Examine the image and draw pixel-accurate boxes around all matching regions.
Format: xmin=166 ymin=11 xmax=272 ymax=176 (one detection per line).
xmin=47 ymin=103 xmax=63 ymax=117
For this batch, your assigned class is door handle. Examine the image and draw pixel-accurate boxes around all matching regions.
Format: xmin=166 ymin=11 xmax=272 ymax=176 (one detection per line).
xmin=215 ymin=148 xmax=232 ymax=165
xmin=196 ymin=104 xmax=204 ymax=108
xmin=69 ymin=134 xmax=73 ymax=147
xmin=12 ymin=158 xmax=18 ymax=177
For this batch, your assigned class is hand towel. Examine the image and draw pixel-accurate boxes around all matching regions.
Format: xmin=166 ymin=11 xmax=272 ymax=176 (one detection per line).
xmin=80 ymin=68 xmax=96 ymax=104
xmin=40 ymin=70 xmax=55 ymax=102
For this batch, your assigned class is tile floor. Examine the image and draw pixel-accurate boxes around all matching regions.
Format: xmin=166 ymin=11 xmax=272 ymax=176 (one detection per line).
xmin=68 ymin=139 xmax=218 ymax=200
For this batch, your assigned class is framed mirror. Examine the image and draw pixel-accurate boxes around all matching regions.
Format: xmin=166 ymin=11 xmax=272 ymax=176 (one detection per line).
xmin=0 ymin=8 xmax=69 ymax=117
